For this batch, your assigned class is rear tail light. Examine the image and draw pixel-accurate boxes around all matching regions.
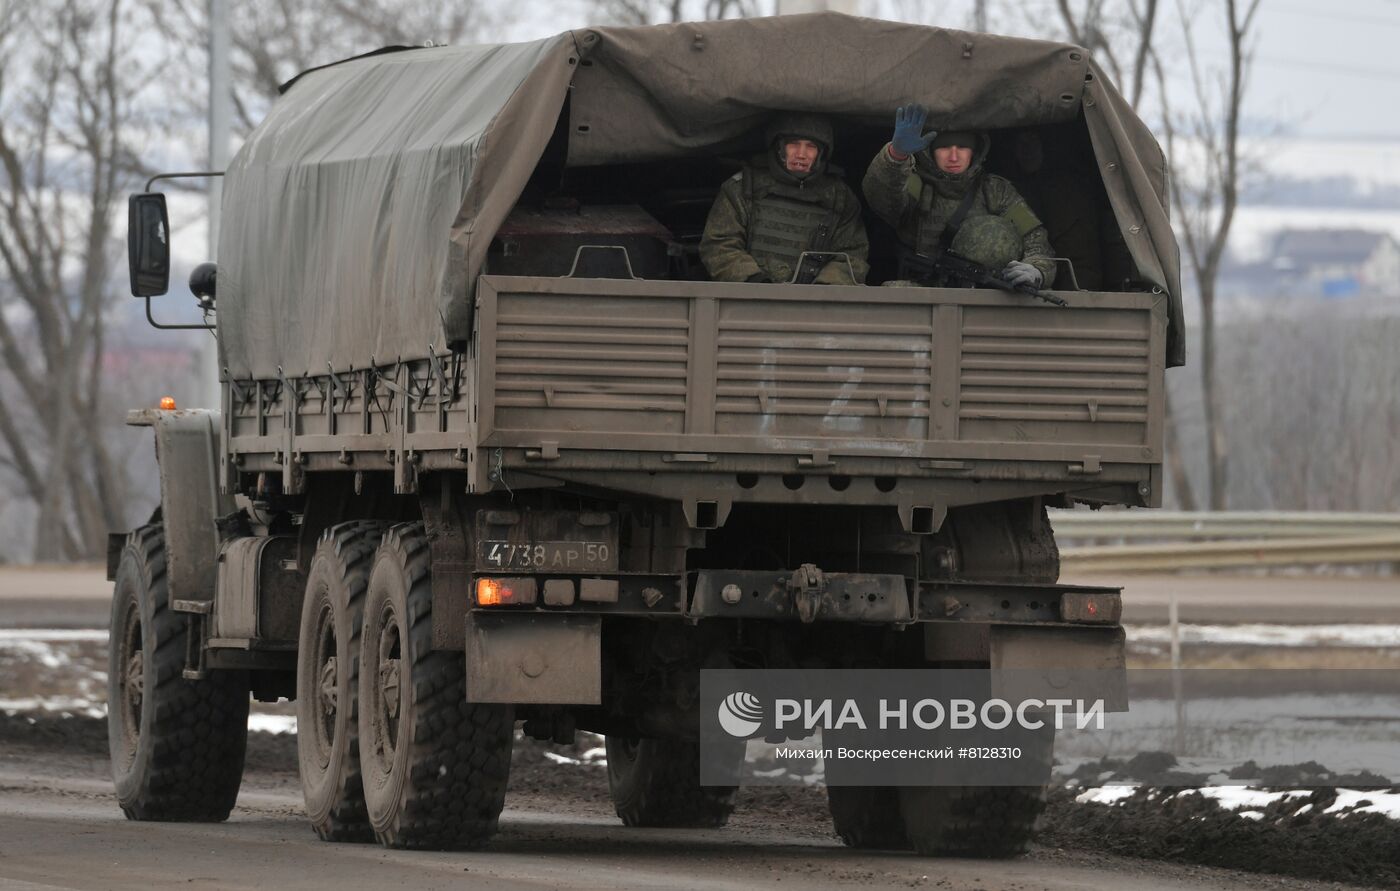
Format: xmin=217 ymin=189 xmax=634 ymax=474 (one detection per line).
xmin=1060 ymin=590 xmax=1121 ymax=624
xmin=475 ymin=577 xmax=538 ymax=606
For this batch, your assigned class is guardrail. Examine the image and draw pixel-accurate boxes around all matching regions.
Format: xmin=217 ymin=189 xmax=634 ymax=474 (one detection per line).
xmin=1050 ymin=511 xmax=1400 ymax=572
xmin=1050 ymin=510 xmax=1400 ymax=539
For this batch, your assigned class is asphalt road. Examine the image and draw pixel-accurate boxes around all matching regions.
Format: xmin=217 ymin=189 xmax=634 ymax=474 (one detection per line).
xmin=3 ymin=565 xmax=1396 ymax=628
xmin=0 ymin=758 xmax=1368 ymax=891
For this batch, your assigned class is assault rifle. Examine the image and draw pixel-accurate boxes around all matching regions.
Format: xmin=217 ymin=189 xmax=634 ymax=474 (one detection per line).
xmin=898 ymin=249 xmax=1068 ymax=307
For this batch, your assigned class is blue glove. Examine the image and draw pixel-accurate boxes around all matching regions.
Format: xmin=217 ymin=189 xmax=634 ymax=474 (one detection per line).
xmin=891 ymin=104 xmax=935 ymax=156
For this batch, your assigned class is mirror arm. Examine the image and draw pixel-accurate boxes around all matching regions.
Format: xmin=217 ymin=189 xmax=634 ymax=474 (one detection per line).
xmin=144 ymin=170 xmax=224 ymax=191
xmin=145 ymin=296 xmax=215 ymax=331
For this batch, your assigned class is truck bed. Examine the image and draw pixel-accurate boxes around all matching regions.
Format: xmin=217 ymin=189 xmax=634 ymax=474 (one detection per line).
xmin=223 ymin=276 xmax=1165 ymax=509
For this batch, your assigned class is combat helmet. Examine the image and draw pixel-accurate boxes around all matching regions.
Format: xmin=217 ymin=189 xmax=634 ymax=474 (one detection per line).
xmin=950 ymin=215 xmax=1022 ymax=269
xmin=764 ymin=112 xmax=834 ymax=177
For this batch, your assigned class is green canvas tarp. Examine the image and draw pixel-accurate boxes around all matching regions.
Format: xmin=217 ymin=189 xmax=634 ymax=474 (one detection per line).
xmin=217 ymin=11 xmax=1184 ymax=380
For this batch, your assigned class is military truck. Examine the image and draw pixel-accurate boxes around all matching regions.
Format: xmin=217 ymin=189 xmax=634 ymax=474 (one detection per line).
xmin=112 ymin=13 xmax=1181 ymax=857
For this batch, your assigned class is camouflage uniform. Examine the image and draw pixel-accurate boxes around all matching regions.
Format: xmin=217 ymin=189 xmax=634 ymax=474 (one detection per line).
xmin=700 ymin=114 xmax=869 ymax=285
xmin=862 ymin=132 xmax=1056 ymax=287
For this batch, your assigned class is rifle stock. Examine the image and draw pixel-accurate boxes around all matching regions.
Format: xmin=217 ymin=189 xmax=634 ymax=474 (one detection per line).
xmin=790 ymin=250 xmax=854 ymax=285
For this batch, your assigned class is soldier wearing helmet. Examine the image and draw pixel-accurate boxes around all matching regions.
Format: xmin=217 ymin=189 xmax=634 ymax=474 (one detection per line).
xmin=863 ymin=105 xmax=1056 ymax=289
xmin=700 ymin=113 xmax=869 ymax=285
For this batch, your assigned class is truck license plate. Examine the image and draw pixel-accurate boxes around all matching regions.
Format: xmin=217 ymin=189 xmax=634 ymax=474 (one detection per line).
xmin=477 ymin=540 xmax=613 ymax=571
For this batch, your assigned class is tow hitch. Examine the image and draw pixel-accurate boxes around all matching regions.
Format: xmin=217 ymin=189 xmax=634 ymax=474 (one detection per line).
xmin=788 ymin=563 xmax=826 ymax=623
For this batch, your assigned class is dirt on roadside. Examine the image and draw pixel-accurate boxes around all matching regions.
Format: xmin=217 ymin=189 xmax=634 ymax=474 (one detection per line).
xmin=1042 ymin=785 xmax=1400 ymax=889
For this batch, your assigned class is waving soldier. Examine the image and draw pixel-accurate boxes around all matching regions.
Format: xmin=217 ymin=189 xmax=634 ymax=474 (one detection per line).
xmin=863 ymin=104 xmax=1055 ymax=289
xmin=700 ymin=113 xmax=869 ymax=286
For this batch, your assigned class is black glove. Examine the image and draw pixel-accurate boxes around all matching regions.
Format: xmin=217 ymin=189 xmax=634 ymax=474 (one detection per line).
xmin=745 ymin=272 xmax=773 ymax=284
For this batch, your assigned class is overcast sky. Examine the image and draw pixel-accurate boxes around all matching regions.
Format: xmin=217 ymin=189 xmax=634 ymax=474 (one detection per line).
xmin=994 ymin=0 xmax=1400 ymax=141
xmin=1223 ymin=0 xmax=1400 ymax=139
xmin=498 ymin=0 xmax=1400 ymax=142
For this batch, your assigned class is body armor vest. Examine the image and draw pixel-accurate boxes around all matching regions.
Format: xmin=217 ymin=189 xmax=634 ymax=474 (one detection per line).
xmin=744 ymin=169 xmax=837 ymax=282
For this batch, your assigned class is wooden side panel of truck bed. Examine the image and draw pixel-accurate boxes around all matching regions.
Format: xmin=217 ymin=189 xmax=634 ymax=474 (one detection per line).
xmin=476 ymin=275 xmax=1166 ymax=472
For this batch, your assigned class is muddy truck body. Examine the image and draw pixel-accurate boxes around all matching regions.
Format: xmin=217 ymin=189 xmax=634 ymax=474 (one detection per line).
xmin=111 ymin=14 xmax=1180 ymax=856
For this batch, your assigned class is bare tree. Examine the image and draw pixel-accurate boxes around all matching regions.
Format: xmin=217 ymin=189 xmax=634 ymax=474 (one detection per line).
xmin=588 ymin=0 xmax=768 ymax=26
xmin=0 ymin=0 xmax=152 ymax=560
xmin=1216 ymin=307 xmax=1400 ymax=513
xmin=1053 ymin=0 xmax=1159 ymax=108
xmin=1167 ymin=0 xmax=1262 ymax=510
xmin=592 ymin=0 xmax=685 ymax=23
xmin=152 ymin=1 xmax=509 ymax=132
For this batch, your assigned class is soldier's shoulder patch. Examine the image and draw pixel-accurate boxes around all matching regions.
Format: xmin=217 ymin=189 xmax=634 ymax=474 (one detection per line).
xmin=727 ymin=172 xmax=743 ymax=183
xmin=1005 ymin=200 xmax=1042 ymax=237
xmin=904 ymin=173 xmax=923 ymax=201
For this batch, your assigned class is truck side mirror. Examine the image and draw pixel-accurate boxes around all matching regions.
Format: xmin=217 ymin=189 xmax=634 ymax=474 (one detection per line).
xmin=128 ymin=193 xmax=170 ymax=297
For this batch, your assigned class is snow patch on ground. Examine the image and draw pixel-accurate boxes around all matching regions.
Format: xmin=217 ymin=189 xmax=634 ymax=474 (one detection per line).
xmin=0 ymin=640 xmax=73 ymax=669
xmin=1 ymin=698 xmax=105 ymax=719
xmin=1126 ymin=623 xmax=1400 ymax=648
xmin=0 ymin=629 xmax=108 ymax=642
xmin=247 ymin=714 xmax=296 ymax=735
xmin=1195 ymin=787 xmax=1312 ymax=810
xmin=540 ymin=745 xmax=605 ymax=767
xmin=1076 ymin=783 xmax=1400 ymax=822
xmin=1076 ymin=785 xmax=1139 ymax=805
xmin=1323 ymin=789 xmax=1400 ymax=819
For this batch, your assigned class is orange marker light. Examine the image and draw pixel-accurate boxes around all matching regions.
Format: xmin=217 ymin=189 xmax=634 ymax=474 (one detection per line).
xmin=477 ymin=578 xmax=504 ymax=606
xmin=474 ymin=577 xmax=538 ymax=607
xmin=158 ymin=396 xmax=177 ymax=410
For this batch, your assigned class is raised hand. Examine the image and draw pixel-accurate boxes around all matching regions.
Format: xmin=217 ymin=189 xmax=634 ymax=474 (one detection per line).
xmin=891 ymin=104 xmax=935 ymax=156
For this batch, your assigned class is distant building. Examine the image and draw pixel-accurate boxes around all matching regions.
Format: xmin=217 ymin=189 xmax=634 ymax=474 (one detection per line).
xmin=1268 ymin=228 xmax=1400 ymax=298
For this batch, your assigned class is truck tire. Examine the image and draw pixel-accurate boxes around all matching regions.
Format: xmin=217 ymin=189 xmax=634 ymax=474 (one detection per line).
xmin=896 ymin=729 xmax=1054 ymax=858
xmin=108 ymin=523 xmax=249 ymax=821
xmin=827 ymin=786 xmax=910 ymax=849
xmin=358 ymin=523 xmax=513 ymax=849
xmin=605 ymin=736 xmax=737 ymax=828
xmin=296 ymin=521 xmax=384 ymax=842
